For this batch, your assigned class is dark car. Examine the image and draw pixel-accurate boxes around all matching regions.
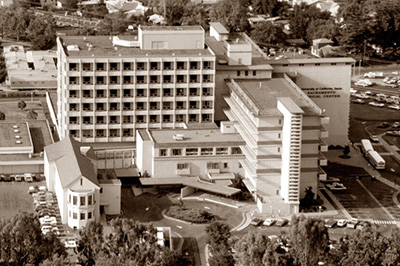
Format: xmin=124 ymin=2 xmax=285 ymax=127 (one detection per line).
xmin=325 ymin=219 xmax=337 ymax=228
xmin=250 ymin=217 xmax=263 ymax=226
xmin=276 ymin=218 xmax=288 ymax=227
xmin=377 ymin=122 xmax=390 ymax=128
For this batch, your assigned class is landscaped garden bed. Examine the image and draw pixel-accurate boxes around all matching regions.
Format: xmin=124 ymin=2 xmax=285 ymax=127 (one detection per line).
xmin=165 ymin=205 xmax=215 ymax=224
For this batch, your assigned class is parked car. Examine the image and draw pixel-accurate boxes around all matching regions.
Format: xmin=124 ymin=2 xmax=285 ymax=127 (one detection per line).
xmin=356 ymin=221 xmax=372 ymax=230
xmin=377 ymin=122 xmax=390 ymax=128
xmin=337 ymin=219 xmax=347 ymax=227
xmin=64 ymin=239 xmax=77 ymax=248
xmin=325 ymin=219 xmax=337 ymax=228
xmin=370 ymin=135 xmax=379 ymax=142
xmin=369 ymin=102 xmax=384 ymax=107
xmin=393 ymin=122 xmax=400 ymax=128
xmin=388 ymin=105 xmax=400 ymax=110
xmin=41 ymin=225 xmax=52 ymax=235
xmin=250 ymin=217 xmax=263 ymax=226
xmin=2 ymin=175 xmax=12 ymax=182
xmin=39 ymin=216 xmax=57 ymax=225
xmin=353 ymin=93 xmax=369 ymax=99
xmin=14 ymin=175 xmax=23 ymax=182
xmin=24 ymin=173 xmax=33 ymax=182
xmin=351 ymin=99 xmax=365 ymax=104
xmin=263 ymin=218 xmax=276 ymax=226
xmin=276 ymin=218 xmax=288 ymax=227
xmin=28 ymin=186 xmax=38 ymax=194
xmin=346 ymin=218 xmax=359 ymax=229
xmin=384 ymin=83 xmax=397 ymax=88
xmin=38 ymin=186 xmax=47 ymax=192
xmin=386 ymin=130 xmax=400 ymax=137
xmin=326 ymin=182 xmax=347 ymax=191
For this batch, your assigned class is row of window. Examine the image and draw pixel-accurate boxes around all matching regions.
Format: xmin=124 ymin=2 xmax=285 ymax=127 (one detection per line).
xmin=69 ymin=210 xmax=93 ymax=221
xmin=237 ymin=70 xmax=257 ymax=77
xmin=70 ymin=128 xmax=134 ymax=138
xmin=69 ymin=101 xmax=213 ymax=112
xmin=68 ymin=194 xmax=94 ymax=206
xmin=68 ymin=74 xmax=214 ymax=85
xmin=160 ymin=147 xmax=242 ymax=157
xmin=176 ymin=162 xmax=242 ymax=170
xmin=68 ymin=87 xmax=213 ymax=98
xmin=68 ymin=61 xmax=214 ymax=72
xmin=69 ymin=113 xmax=212 ymax=127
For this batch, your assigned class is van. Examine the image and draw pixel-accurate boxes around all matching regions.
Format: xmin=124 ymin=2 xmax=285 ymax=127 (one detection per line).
xmin=24 ymin=173 xmax=33 ymax=182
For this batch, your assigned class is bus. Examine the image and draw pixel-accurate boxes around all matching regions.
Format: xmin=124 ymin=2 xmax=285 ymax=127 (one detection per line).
xmin=361 ymin=139 xmax=373 ymax=154
xmin=367 ymin=150 xmax=386 ymax=170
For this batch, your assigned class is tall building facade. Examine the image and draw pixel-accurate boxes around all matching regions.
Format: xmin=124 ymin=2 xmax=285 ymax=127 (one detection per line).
xmin=57 ymin=26 xmax=216 ymax=143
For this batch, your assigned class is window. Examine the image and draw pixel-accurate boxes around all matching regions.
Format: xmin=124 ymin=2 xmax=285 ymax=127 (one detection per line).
xmin=278 ymin=147 xmax=281 ymax=152
xmin=278 ymin=119 xmax=282 ymax=125
xmin=189 ymin=101 xmax=198 ymax=109
xmin=80 ymin=179 xmax=83 ymax=186
xmin=231 ymin=147 xmax=242 ymax=154
xmin=73 ymin=196 xmax=77 ymax=205
xmin=149 ymin=115 xmax=158 ymax=123
xmin=150 ymin=62 xmax=159 ymax=70
xmin=69 ymin=194 xmax=71 ymax=203
xmin=203 ymin=87 xmax=212 ymax=96
xmin=201 ymin=148 xmax=213 ymax=155
xmin=163 ymin=88 xmax=171 ymax=96
xmin=177 ymin=75 xmax=185 ymax=83
xmin=245 ymin=71 xmax=248 ymax=76
xmin=136 ymin=89 xmax=145 ymax=97
xmin=88 ymin=195 xmax=93 ymax=205
xmin=96 ymin=62 xmax=105 ymax=71
xmin=88 ymin=212 xmax=92 ymax=219
xmin=177 ymin=163 xmax=189 ymax=170
xmin=239 ymin=162 xmax=242 ymax=168
xmin=223 ymin=162 xmax=228 ymax=168
xmin=315 ymin=63 xmax=320 ymax=66
xmin=73 ymin=213 xmax=77 ymax=220
xmin=137 ymin=62 xmax=145 ymax=70
xmin=82 ymin=63 xmax=92 ymax=71
xmin=176 ymin=101 xmax=185 ymax=109
xmin=150 ymin=75 xmax=159 ymax=84
xmin=110 ymin=76 xmax=119 ymax=84
xmin=150 ymin=89 xmax=159 ymax=97
xmin=137 ymin=76 xmax=145 ymax=84
xmin=123 ymin=89 xmax=132 ymax=97
xmin=299 ymin=64 xmax=304 ymax=66
xmin=190 ymin=75 xmax=198 ymax=83
xmin=177 ymin=61 xmax=185 ymax=70
xmin=100 ymin=188 xmax=103 ymax=193
xmin=163 ymin=114 xmax=171 ymax=122
xmin=96 ymin=76 xmax=105 ymax=85
xmin=207 ymin=162 xmax=219 ymax=169
xmin=123 ymin=62 xmax=132 ymax=70
xmin=80 ymin=213 xmax=85 ymax=220
xmin=96 ymin=103 xmax=105 ymax=111
xmin=109 ymin=129 xmax=119 ymax=137
xmin=189 ymin=114 xmax=198 ymax=122
xmin=189 ymin=88 xmax=198 ymax=96
xmin=216 ymin=147 xmax=228 ymax=155
xmin=176 ymin=114 xmax=185 ymax=122
xmin=163 ymin=62 xmax=172 ymax=70
xmin=159 ymin=149 xmax=167 ymax=157
xmin=176 ymin=88 xmax=185 ymax=96
xmin=96 ymin=90 xmax=105 ymax=98
xmin=202 ymin=114 xmax=211 ymax=122
xmin=186 ymin=148 xmax=198 ymax=156
xmin=172 ymin=149 xmax=182 ymax=156
xmin=163 ymin=75 xmax=172 ymax=83
xmin=283 ymin=64 xmax=288 ymax=67
xmin=190 ymin=61 xmax=199 ymax=70
xmin=109 ymin=62 xmax=119 ymax=71
xmin=331 ymin=63 xmax=336 ymax=65
xmin=253 ymin=70 xmax=256 ymax=76
xmin=69 ymin=63 xmax=78 ymax=71
xmin=203 ymin=61 xmax=212 ymax=69
xmin=80 ymin=196 xmax=85 ymax=205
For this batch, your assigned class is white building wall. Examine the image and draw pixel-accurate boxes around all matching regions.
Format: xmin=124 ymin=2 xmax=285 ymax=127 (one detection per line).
xmin=99 ymin=183 xmax=121 ymax=215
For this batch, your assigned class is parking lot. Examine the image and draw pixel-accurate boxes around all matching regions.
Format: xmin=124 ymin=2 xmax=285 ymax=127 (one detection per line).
xmin=0 ymin=180 xmax=45 ymax=219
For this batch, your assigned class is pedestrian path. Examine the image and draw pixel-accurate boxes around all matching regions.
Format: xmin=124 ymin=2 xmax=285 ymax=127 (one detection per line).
xmin=372 ymin=220 xmax=397 ymax=225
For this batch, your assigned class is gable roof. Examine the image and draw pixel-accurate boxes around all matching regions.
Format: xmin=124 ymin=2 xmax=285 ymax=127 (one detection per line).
xmin=45 ymin=136 xmax=99 ymax=188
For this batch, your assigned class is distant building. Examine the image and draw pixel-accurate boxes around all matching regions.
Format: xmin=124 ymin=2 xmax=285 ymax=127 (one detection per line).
xmin=3 ymin=45 xmax=57 ymax=90
xmin=311 ymin=38 xmax=334 ymax=57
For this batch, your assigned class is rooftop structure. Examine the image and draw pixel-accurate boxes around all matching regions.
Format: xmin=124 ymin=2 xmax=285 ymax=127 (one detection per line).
xmin=0 ymin=122 xmax=33 ymax=154
xmin=3 ymin=45 xmax=57 ymax=89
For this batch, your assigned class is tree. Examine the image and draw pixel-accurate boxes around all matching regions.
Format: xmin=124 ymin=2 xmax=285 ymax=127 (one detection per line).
xmin=205 ymin=221 xmax=234 ymax=265
xmin=251 ymin=21 xmax=287 ymax=46
xmin=300 ymin=186 xmax=315 ymax=209
xmin=27 ymin=110 xmax=38 ymax=119
xmin=40 ymin=255 xmax=71 ymax=266
xmin=251 ymin=0 xmax=287 ymax=17
xmin=18 ymin=100 xmax=26 ymax=110
xmin=7 ymin=6 xmax=33 ymax=41
xmin=26 ymin=14 xmax=56 ymax=50
xmin=289 ymin=215 xmax=329 ymax=266
xmin=77 ymin=221 xmax=104 ymax=266
xmin=181 ymin=2 xmax=208 ymax=29
xmin=209 ymin=0 xmax=250 ymax=32
xmin=234 ymin=231 xmax=271 ymax=265
xmin=342 ymin=145 xmax=351 ymax=158
xmin=0 ymin=212 xmax=66 ymax=265
xmin=147 ymin=0 xmax=189 ymax=25
xmin=0 ymin=111 xmax=5 ymax=120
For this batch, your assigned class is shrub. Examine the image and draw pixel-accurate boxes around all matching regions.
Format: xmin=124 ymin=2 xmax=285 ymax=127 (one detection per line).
xmin=165 ymin=206 xmax=215 ymax=224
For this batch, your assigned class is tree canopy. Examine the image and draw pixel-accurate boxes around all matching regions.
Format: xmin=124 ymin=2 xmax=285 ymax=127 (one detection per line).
xmin=209 ymin=0 xmax=250 ymax=33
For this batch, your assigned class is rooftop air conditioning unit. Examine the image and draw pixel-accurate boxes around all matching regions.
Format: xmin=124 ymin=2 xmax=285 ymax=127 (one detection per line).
xmin=15 ymin=140 xmax=22 ymax=144
xmin=13 ymin=125 xmax=19 ymax=129
xmin=173 ymin=134 xmax=184 ymax=141
xmin=15 ymin=135 xmax=21 ymax=139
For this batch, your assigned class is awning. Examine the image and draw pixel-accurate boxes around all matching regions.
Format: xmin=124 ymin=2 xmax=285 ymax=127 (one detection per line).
xmin=242 ymin=179 xmax=257 ymax=192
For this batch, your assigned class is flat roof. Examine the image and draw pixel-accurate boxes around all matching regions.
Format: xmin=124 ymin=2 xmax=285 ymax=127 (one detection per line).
xmin=210 ymin=22 xmax=229 ymax=34
xmin=227 ymin=78 xmax=318 ymax=116
xmin=140 ymin=25 xmax=203 ymax=31
xmin=0 ymin=122 xmax=32 ymax=148
xmin=149 ymin=128 xmax=245 ymax=148
xmin=60 ymin=36 xmax=212 ymax=58
xmin=140 ymin=176 xmax=240 ymax=196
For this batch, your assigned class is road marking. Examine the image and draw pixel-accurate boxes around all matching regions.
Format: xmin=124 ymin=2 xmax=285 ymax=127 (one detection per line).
xmin=373 ymin=220 xmax=397 ymax=225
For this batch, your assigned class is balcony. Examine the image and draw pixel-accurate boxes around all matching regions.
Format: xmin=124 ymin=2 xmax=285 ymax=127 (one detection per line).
xmin=176 ymin=164 xmax=190 ymax=175
xmin=320 ymin=127 xmax=329 ymax=138
xmin=318 ymin=152 xmax=328 ymax=166
xmin=320 ymin=116 xmax=330 ymax=125
xmin=318 ymin=166 xmax=327 ymax=181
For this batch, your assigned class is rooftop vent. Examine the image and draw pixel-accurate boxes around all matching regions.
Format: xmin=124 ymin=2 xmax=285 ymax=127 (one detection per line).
xmin=173 ymin=134 xmax=184 ymax=141
xmin=15 ymin=140 xmax=22 ymax=144
xmin=15 ymin=135 xmax=21 ymax=139
xmin=13 ymin=125 xmax=19 ymax=129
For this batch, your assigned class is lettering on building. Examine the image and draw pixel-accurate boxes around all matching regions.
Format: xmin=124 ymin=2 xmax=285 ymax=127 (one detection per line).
xmin=301 ymin=87 xmax=342 ymax=98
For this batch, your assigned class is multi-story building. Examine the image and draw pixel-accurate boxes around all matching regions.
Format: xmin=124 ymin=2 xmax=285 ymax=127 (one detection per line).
xmin=224 ymin=78 xmax=328 ymax=214
xmin=56 ymin=26 xmax=216 ymax=143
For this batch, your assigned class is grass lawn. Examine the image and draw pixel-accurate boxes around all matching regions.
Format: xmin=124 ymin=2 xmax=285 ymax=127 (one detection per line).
xmin=0 ymin=181 xmax=45 ymax=219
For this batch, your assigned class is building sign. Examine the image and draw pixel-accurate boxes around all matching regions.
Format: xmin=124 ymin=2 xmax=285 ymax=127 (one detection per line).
xmin=302 ymin=87 xmax=342 ymax=98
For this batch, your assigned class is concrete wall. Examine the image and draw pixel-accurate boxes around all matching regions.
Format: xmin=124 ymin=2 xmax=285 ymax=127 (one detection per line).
xmin=99 ymin=182 xmax=121 ymax=215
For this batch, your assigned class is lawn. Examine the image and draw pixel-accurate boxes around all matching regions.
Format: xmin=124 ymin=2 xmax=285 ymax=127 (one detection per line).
xmin=0 ymin=181 xmax=45 ymax=219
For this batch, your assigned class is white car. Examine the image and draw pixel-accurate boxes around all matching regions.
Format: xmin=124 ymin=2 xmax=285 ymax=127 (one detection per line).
xmin=347 ymin=218 xmax=359 ymax=229
xmin=388 ymin=105 xmax=400 ymax=110
xmin=41 ymin=225 xmax=52 ymax=235
xmin=337 ymin=219 xmax=347 ymax=227
xmin=263 ymin=218 xmax=276 ymax=226
xmin=326 ymin=182 xmax=347 ymax=191
xmin=354 ymin=93 xmax=369 ymax=99
xmin=384 ymin=83 xmax=397 ymax=88
xmin=24 ymin=173 xmax=33 ymax=182
xmin=349 ymin=88 xmax=357 ymax=94
xmin=38 ymin=186 xmax=47 ymax=192
xmin=64 ymin=239 xmax=77 ymax=248
xmin=39 ymin=216 xmax=57 ymax=225
xmin=369 ymin=102 xmax=384 ymax=107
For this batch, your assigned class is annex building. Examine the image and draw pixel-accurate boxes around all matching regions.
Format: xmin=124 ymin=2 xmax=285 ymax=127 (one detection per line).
xmin=51 ymin=22 xmax=354 ymax=215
